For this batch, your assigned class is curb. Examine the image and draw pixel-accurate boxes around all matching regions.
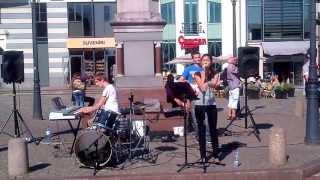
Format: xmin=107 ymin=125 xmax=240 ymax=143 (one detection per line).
xmin=31 ymin=158 xmax=320 ymax=180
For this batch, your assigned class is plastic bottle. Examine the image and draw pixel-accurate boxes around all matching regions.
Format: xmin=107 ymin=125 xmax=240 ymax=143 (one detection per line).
xmin=233 ymin=149 xmax=240 ymax=167
xmin=43 ymin=127 xmax=52 ymax=144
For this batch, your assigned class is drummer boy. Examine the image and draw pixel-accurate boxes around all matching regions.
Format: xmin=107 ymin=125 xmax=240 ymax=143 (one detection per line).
xmin=76 ymin=73 xmax=119 ymax=128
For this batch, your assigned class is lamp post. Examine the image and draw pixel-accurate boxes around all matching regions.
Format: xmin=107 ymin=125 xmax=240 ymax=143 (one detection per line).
xmin=305 ymin=0 xmax=320 ymax=144
xmin=31 ymin=0 xmax=43 ymax=120
xmin=231 ymin=0 xmax=237 ymax=57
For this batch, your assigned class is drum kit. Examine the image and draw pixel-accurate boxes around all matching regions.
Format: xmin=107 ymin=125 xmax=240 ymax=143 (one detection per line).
xmin=73 ymin=98 xmax=155 ymax=175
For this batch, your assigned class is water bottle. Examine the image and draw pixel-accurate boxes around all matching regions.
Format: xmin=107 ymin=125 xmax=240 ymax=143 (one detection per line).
xmin=233 ymin=149 xmax=240 ymax=167
xmin=43 ymin=127 xmax=52 ymax=144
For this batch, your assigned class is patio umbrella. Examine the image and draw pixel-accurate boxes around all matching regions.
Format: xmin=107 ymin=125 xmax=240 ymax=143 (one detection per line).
xmin=165 ymin=55 xmax=230 ymax=65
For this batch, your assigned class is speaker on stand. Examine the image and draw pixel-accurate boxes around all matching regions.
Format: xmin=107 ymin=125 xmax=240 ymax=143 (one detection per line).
xmin=222 ymin=47 xmax=261 ymax=142
xmin=0 ymin=51 xmax=37 ymax=143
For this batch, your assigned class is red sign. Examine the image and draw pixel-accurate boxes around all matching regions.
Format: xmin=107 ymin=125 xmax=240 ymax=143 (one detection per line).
xmin=178 ymin=36 xmax=207 ymax=49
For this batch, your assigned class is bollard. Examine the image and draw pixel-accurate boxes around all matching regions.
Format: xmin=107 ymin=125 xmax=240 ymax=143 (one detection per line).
xmin=8 ymin=138 xmax=29 ymax=177
xmin=295 ymin=95 xmax=305 ymax=118
xmin=269 ymin=128 xmax=287 ymax=166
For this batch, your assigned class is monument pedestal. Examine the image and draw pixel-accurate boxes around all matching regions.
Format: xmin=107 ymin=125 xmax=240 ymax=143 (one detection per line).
xmin=115 ymin=75 xmax=163 ymax=88
xmin=111 ymin=0 xmax=165 ymax=88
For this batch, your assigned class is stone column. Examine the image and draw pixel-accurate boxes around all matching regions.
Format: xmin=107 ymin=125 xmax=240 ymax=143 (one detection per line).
xmin=154 ymin=41 xmax=162 ymax=76
xmin=269 ymin=128 xmax=287 ymax=166
xmin=8 ymin=138 xmax=29 ymax=177
xmin=116 ymin=42 xmax=124 ymax=76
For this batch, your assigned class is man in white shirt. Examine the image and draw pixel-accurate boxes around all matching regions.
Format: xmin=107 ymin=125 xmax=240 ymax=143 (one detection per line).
xmin=77 ymin=73 xmax=119 ymax=127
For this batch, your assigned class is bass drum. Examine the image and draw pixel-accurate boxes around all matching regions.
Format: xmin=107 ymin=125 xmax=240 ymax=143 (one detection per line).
xmin=74 ymin=130 xmax=112 ymax=167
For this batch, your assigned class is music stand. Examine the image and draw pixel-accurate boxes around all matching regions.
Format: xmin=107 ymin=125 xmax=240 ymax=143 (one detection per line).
xmin=0 ymin=82 xmax=37 ymax=143
xmin=222 ymin=76 xmax=261 ymax=142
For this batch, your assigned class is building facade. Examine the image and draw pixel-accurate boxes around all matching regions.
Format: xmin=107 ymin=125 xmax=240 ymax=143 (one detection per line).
xmin=160 ymin=0 xmax=315 ymax=86
xmin=0 ymin=0 xmax=117 ymax=88
xmin=0 ymin=0 xmax=316 ymax=88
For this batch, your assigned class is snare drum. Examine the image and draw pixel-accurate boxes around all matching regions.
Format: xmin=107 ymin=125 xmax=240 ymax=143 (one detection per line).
xmin=74 ymin=130 xmax=113 ymax=167
xmin=92 ymin=109 xmax=118 ymax=130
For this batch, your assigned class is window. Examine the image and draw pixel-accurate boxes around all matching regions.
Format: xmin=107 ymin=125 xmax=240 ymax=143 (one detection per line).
xmin=247 ymin=0 xmax=309 ymax=41
xmin=264 ymin=0 xmax=303 ymax=40
xmin=68 ymin=2 xmax=116 ymax=37
xmin=161 ymin=2 xmax=175 ymax=24
xmin=208 ymin=40 xmax=221 ymax=57
xmin=304 ymin=0 xmax=310 ymax=39
xmin=161 ymin=41 xmax=176 ymax=72
xmin=35 ymin=3 xmax=48 ymax=42
xmin=104 ymin=6 xmax=112 ymax=22
xmin=247 ymin=0 xmax=262 ymax=40
xmin=68 ymin=3 xmax=93 ymax=37
xmin=208 ymin=1 xmax=221 ymax=23
xmin=184 ymin=0 xmax=198 ymax=34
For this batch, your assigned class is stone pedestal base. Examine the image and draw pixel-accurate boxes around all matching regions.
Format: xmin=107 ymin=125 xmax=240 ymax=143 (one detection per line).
xmin=115 ymin=75 xmax=163 ymax=88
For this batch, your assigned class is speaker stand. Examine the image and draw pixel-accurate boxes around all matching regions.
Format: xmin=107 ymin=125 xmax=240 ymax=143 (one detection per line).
xmin=221 ymin=78 xmax=261 ymax=142
xmin=0 ymin=82 xmax=38 ymax=144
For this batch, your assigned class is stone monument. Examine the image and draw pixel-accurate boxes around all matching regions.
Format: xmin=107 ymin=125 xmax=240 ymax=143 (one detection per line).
xmin=111 ymin=0 xmax=166 ymax=88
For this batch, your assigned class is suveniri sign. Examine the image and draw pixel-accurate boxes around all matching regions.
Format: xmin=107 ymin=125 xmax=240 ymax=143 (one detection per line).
xmin=178 ymin=36 xmax=206 ymax=49
xmin=66 ymin=38 xmax=116 ymax=48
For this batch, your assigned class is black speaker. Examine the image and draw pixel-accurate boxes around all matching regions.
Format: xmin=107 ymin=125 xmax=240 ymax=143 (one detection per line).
xmin=1 ymin=51 xmax=24 ymax=84
xmin=238 ymin=47 xmax=259 ymax=78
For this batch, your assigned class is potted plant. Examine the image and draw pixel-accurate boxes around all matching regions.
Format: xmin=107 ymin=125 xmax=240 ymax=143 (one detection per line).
xmin=283 ymin=83 xmax=295 ymax=97
xmin=274 ymin=85 xmax=287 ymax=99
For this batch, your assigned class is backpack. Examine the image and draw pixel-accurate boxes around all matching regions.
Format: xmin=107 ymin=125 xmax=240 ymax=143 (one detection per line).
xmin=220 ymin=68 xmax=228 ymax=87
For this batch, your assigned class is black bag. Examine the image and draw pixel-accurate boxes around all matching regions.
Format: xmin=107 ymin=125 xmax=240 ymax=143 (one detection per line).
xmin=220 ymin=68 xmax=228 ymax=87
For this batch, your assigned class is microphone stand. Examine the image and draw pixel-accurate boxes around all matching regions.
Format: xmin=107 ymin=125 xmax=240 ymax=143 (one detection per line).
xmin=128 ymin=91 xmax=134 ymax=160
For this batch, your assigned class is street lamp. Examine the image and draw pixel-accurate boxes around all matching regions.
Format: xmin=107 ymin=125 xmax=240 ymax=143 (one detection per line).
xmin=305 ymin=0 xmax=320 ymax=144
xmin=31 ymin=0 xmax=43 ymax=120
xmin=231 ymin=0 xmax=237 ymax=57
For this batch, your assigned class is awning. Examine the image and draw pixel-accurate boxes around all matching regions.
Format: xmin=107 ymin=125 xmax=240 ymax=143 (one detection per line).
xmin=261 ymin=41 xmax=309 ymax=56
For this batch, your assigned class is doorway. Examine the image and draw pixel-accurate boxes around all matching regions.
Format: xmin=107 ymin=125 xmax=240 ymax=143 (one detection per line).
xmin=273 ymin=62 xmax=291 ymax=83
xmin=106 ymin=55 xmax=115 ymax=83
xmin=69 ymin=55 xmax=83 ymax=83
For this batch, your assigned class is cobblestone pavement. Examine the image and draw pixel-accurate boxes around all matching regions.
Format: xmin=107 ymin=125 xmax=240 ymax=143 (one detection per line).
xmin=0 ymin=88 xmax=320 ymax=179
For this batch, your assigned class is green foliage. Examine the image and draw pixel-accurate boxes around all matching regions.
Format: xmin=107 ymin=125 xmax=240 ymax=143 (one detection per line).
xmin=281 ymin=83 xmax=295 ymax=92
xmin=274 ymin=85 xmax=285 ymax=93
xmin=247 ymin=83 xmax=260 ymax=91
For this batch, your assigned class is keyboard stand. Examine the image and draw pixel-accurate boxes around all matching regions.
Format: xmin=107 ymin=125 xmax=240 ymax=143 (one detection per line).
xmin=70 ymin=116 xmax=82 ymax=154
xmin=49 ymin=112 xmax=82 ymax=154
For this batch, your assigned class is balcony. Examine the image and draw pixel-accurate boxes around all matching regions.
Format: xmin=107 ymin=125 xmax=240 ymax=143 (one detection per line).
xmin=180 ymin=22 xmax=205 ymax=35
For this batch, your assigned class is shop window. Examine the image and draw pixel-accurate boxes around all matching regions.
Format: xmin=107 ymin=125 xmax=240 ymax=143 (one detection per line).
xmin=161 ymin=42 xmax=176 ymax=73
xmin=208 ymin=40 xmax=221 ymax=57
